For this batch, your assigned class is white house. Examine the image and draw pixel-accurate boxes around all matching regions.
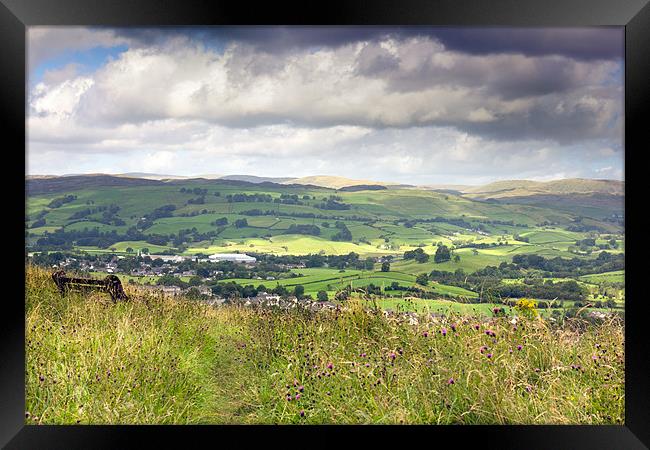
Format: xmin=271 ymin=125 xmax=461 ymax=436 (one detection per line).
xmin=208 ymin=253 xmax=257 ymax=263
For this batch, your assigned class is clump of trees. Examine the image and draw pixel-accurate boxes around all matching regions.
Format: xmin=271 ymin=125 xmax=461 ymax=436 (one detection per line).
xmin=316 ymin=196 xmax=351 ymax=211
xmin=404 ymin=248 xmax=429 ymax=263
xmin=47 ymin=195 xmax=77 ymax=209
xmin=284 ymin=224 xmax=321 ymax=236
xmin=434 ymin=245 xmax=451 ymax=263
xmin=234 ymin=218 xmax=248 ymax=228
xmin=332 ymin=222 xmax=352 ymax=241
xmin=211 ymin=217 xmax=229 ymax=226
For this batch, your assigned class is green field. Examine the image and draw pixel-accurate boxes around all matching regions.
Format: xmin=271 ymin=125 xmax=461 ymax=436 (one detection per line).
xmin=579 ymin=270 xmax=625 ymax=283
xmin=26 ymin=177 xmax=624 ymax=306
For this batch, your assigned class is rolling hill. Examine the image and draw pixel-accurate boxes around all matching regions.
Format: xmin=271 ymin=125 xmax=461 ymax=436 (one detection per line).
xmin=463 ymin=178 xmax=624 ymax=197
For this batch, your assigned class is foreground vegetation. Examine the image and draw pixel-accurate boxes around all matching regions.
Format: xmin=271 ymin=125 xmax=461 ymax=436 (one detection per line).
xmin=26 ymin=265 xmax=624 ymax=425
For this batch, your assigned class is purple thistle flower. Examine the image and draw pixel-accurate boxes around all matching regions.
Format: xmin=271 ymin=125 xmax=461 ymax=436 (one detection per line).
xmin=474 ymin=324 xmax=480 ymax=330
xmin=423 ymin=331 xmax=429 ymax=337
xmin=447 ymin=378 xmax=455 ymax=385
xmin=299 ymin=385 xmax=304 ymax=392
xmin=592 ymin=355 xmax=598 ymax=361
xmin=299 ymin=410 xmax=305 ymax=417
xmin=509 ymin=349 xmax=513 ymax=354
xmin=525 ymin=385 xmax=532 ymax=393
xmin=487 ymin=353 xmax=493 ymax=359
xmin=441 ymin=328 xmax=447 ymax=336
xmin=451 ymin=324 xmax=457 ymax=332
xmin=480 ymin=345 xmax=488 ymax=353
xmin=360 ymin=352 xmax=367 ymax=357
xmin=327 ymin=362 xmax=333 ymax=370
xmin=517 ymin=345 xmax=523 ymax=351
xmin=295 ymin=393 xmax=301 ymax=400
xmin=389 ymin=352 xmax=396 ymax=360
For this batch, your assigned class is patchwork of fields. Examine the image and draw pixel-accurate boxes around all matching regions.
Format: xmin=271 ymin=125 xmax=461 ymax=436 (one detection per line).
xmin=26 ymin=176 xmax=625 ymax=312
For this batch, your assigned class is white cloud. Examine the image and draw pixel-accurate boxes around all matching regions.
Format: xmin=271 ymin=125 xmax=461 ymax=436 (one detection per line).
xmin=26 ymin=29 xmax=624 ymax=183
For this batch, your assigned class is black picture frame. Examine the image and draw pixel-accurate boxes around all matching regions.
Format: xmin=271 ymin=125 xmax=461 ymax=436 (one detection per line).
xmin=2 ymin=0 xmax=648 ymax=448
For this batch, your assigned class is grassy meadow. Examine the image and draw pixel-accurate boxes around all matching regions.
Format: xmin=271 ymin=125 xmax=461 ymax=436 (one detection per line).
xmin=26 ymin=265 xmax=624 ymax=425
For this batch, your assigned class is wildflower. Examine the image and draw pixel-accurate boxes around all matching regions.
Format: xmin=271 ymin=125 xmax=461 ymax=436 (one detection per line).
xmin=389 ymin=352 xmax=396 ymax=360
xmin=360 ymin=353 xmax=367 ymax=357
xmin=525 ymin=385 xmax=532 ymax=393
xmin=299 ymin=385 xmax=304 ymax=392
xmin=441 ymin=328 xmax=447 ymax=337
xmin=592 ymin=355 xmax=598 ymax=361
xmin=509 ymin=349 xmax=513 ymax=354
xmin=447 ymin=378 xmax=455 ymax=385
xmin=327 ymin=362 xmax=333 ymax=370
xmin=300 ymin=410 xmax=305 ymax=417
xmin=365 ymin=363 xmax=370 ymax=368
xmin=474 ymin=324 xmax=480 ymax=330
xmin=486 ymin=353 xmax=493 ymax=359
xmin=423 ymin=331 xmax=429 ymax=337
xmin=517 ymin=345 xmax=523 ymax=351
xmin=480 ymin=345 xmax=488 ymax=354
xmin=295 ymin=394 xmax=301 ymax=400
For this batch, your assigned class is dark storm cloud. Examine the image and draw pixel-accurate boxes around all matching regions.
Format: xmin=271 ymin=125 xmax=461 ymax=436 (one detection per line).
xmin=424 ymin=28 xmax=623 ymax=61
xmin=114 ymin=26 xmax=623 ymax=61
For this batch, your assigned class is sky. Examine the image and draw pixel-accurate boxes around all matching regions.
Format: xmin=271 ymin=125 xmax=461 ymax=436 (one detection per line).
xmin=26 ymin=27 xmax=624 ymax=185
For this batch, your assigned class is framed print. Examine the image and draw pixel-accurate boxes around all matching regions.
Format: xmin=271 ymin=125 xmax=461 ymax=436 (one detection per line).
xmin=2 ymin=0 xmax=649 ymax=448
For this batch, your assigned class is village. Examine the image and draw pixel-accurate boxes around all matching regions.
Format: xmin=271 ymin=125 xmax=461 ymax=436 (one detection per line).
xmin=32 ymin=250 xmax=331 ymax=307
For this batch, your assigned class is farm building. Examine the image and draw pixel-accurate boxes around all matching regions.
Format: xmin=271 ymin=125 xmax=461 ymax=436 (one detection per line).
xmin=208 ymin=253 xmax=257 ymax=263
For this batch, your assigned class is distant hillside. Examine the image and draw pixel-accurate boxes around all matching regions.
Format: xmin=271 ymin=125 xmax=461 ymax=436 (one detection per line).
xmin=338 ymin=184 xmax=388 ymax=192
xmin=284 ymin=175 xmax=397 ymax=190
xmin=464 ymin=178 xmax=624 ymax=198
xmin=26 ymin=175 xmax=165 ymax=195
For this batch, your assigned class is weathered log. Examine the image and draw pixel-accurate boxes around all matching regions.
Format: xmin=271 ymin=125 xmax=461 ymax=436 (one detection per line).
xmin=51 ymin=270 xmax=128 ymax=303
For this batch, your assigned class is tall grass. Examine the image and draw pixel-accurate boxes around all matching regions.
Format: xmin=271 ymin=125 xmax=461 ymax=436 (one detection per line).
xmin=25 ymin=265 xmax=624 ymax=424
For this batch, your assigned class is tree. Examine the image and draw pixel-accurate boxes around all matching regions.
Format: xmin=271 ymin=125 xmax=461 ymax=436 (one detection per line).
xmin=293 ymin=285 xmax=305 ymax=298
xmin=126 ymin=247 xmax=134 ymax=253
xmin=141 ymin=247 xmax=150 ymax=254
xmin=454 ymin=254 xmax=461 ymax=263
xmin=434 ymin=245 xmax=451 ymax=263
xmin=416 ymin=273 xmax=429 ymax=286
xmin=317 ymin=290 xmax=329 ymax=302
xmin=234 ymin=218 xmax=248 ymax=228
xmin=381 ymin=261 xmax=390 ymax=272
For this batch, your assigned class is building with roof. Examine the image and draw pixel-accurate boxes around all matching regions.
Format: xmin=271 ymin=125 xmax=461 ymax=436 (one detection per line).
xmin=208 ymin=253 xmax=257 ymax=263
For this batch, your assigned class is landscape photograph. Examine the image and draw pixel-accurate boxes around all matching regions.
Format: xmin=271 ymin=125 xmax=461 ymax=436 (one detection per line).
xmin=25 ymin=26 xmax=625 ymax=425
